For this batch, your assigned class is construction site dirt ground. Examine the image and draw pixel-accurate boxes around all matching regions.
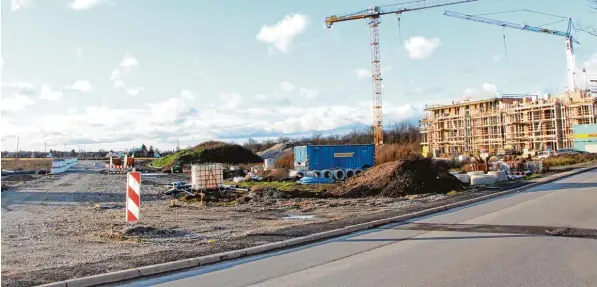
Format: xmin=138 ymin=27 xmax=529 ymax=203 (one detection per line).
xmin=1 ymin=161 xmax=593 ymax=287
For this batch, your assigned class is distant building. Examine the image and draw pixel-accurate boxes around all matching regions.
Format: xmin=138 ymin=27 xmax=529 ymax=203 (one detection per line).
xmin=420 ymin=90 xmax=597 ymax=156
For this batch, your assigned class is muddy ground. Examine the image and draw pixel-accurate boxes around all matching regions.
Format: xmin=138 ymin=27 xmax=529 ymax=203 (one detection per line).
xmin=0 ymin=160 xmax=590 ymax=287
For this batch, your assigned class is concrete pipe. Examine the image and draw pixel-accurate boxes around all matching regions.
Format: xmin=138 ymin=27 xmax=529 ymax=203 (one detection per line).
xmin=296 ymin=171 xmax=306 ymax=178
xmin=345 ymin=169 xmax=355 ymax=178
xmin=333 ymin=169 xmax=346 ymax=181
xmin=311 ymin=170 xmax=322 ymax=178
xmin=354 ymin=169 xmax=363 ymax=175
xmin=322 ymin=170 xmax=333 ymax=179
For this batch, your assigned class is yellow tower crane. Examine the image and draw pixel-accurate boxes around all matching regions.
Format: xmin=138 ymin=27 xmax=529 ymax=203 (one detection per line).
xmin=325 ymin=0 xmax=478 ymax=145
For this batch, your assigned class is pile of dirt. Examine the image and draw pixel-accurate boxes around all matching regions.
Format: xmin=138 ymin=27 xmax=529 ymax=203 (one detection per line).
xmin=195 ymin=144 xmax=262 ymax=164
xmin=161 ymin=141 xmax=262 ymax=169
xmin=326 ymin=158 xmax=463 ymax=198
xmin=259 ymin=169 xmax=289 ymax=181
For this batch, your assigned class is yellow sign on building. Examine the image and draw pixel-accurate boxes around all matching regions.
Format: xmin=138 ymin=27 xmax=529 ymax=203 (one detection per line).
xmin=333 ymin=152 xmax=354 ymax=158
xmin=575 ymin=133 xmax=597 ymax=139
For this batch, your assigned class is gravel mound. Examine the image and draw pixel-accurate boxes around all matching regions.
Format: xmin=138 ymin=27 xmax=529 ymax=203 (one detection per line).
xmin=326 ymin=158 xmax=463 ymax=198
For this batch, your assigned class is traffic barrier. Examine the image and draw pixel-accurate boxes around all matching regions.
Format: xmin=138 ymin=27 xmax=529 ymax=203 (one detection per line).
xmin=126 ymin=172 xmax=141 ymax=223
xmin=50 ymin=158 xmax=79 ymax=174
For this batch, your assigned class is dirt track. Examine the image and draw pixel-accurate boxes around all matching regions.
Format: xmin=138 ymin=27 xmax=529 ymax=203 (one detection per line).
xmin=1 ymin=160 xmax=578 ymax=287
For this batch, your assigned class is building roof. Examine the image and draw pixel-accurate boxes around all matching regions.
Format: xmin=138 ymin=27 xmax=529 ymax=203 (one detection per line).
xmin=424 ymin=97 xmax=511 ymax=111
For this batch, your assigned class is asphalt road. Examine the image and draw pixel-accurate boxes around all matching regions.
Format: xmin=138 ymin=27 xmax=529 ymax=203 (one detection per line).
xmin=122 ymin=169 xmax=597 ymax=287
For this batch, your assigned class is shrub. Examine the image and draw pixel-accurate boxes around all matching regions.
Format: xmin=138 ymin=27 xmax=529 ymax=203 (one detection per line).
xmin=274 ymin=151 xmax=294 ymax=169
xmin=542 ymin=153 xmax=597 ymax=168
xmin=376 ymin=142 xmax=421 ymax=164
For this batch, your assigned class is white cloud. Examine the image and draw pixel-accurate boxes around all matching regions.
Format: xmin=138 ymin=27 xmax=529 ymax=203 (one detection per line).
xmin=126 ymin=87 xmax=145 ymax=96
xmin=219 ymin=93 xmax=243 ymax=109
xmin=147 ymin=94 xmax=197 ymax=124
xmin=280 ymin=81 xmax=295 ymax=92
xmin=1 ymin=95 xmax=35 ymax=111
xmin=255 ymin=94 xmax=268 ymax=101
xmin=355 ymin=66 xmax=393 ymax=80
xmin=39 ymin=86 xmax=64 ymax=101
xmin=300 ymin=87 xmax=318 ymax=99
xmin=113 ymin=80 xmax=125 ymax=88
xmin=76 ymin=46 xmax=83 ymax=58
xmin=492 ymin=54 xmax=504 ymax=63
xmin=4 ymin=97 xmax=419 ymax=151
xmin=110 ymin=53 xmax=139 ymax=89
xmin=585 ymin=52 xmax=597 ymax=72
xmin=11 ymin=0 xmax=32 ymax=12
xmin=69 ymin=0 xmax=108 ymax=10
xmin=463 ymin=82 xmax=499 ymax=100
xmin=2 ymin=81 xmax=36 ymax=95
xmin=180 ymin=89 xmax=196 ymax=101
xmin=404 ymin=36 xmax=441 ymax=60
xmin=110 ymin=70 xmax=121 ymax=82
xmin=355 ymin=69 xmax=370 ymax=80
xmin=67 ymin=80 xmax=92 ymax=93
xmin=120 ymin=54 xmax=139 ymax=70
xmin=256 ymin=14 xmax=309 ymax=53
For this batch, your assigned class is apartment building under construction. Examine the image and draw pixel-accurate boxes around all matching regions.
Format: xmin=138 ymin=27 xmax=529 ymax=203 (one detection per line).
xmin=419 ymin=90 xmax=597 ymax=156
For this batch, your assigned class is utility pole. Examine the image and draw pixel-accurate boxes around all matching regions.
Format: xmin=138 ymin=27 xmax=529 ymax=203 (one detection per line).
xmin=44 ymin=141 xmax=47 ymax=154
xmin=16 ymin=136 xmax=20 ymax=159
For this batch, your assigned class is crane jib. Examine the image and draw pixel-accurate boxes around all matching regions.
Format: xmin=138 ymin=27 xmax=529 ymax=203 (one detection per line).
xmin=324 ymin=0 xmax=479 ymax=145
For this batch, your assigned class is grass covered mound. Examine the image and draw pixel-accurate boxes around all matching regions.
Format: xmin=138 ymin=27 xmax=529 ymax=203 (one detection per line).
xmin=151 ymin=141 xmax=262 ymax=168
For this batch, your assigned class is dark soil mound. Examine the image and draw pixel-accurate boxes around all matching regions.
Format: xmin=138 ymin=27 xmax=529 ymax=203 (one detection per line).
xmin=326 ymin=158 xmax=463 ymax=198
xmin=197 ymin=144 xmax=262 ymax=164
xmin=163 ymin=142 xmax=262 ymax=169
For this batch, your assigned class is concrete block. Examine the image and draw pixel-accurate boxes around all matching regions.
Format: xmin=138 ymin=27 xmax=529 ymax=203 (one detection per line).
xmin=467 ymin=171 xmax=485 ymax=176
xmin=35 ymin=282 xmax=67 ymax=287
xmin=318 ymin=228 xmax=349 ymax=238
xmin=283 ymin=236 xmax=315 ymax=247
xmin=470 ymin=174 xmax=497 ymax=185
xmin=197 ymin=254 xmax=221 ymax=265
xmin=64 ymin=269 xmax=140 ymax=287
xmin=243 ymin=242 xmax=285 ymax=255
xmin=217 ymin=249 xmax=248 ymax=261
xmin=455 ymin=174 xmax=470 ymax=184
xmin=344 ymin=224 xmax=368 ymax=233
xmin=137 ymin=259 xmax=196 ymax=276
xmin=488 ymin=171 xmax=507 ymax=182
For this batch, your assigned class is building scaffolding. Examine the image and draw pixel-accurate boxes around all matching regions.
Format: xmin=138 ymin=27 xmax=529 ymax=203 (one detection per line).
xmin=420 ymin=90 xmax=596 ymax=156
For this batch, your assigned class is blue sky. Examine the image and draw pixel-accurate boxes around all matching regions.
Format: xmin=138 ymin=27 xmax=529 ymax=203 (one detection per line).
xmin=1 ymin=0 xmax=596 ymax=151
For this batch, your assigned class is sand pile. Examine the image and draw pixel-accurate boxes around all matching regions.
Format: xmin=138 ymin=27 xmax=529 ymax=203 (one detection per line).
xmin=326 ymin=158 xmax=463 ymax=198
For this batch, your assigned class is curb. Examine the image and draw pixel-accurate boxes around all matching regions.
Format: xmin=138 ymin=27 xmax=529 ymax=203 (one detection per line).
xmin=38 ymin=165 xmax=596 ymax=287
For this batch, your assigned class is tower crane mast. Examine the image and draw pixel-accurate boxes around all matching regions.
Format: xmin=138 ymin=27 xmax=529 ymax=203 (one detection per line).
xmin=325 ymin=0 xmax=478 ymax=146
xmin=443 ymin=10 xmax=583 ymax=93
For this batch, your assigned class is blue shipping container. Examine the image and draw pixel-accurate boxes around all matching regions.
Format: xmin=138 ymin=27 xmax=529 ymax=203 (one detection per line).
xmin=293 ymin=144 xmax=375 ymax=171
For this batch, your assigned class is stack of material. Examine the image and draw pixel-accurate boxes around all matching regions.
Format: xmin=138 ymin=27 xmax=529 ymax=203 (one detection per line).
xmin=325 ymin=158 xmax=463 ymax=198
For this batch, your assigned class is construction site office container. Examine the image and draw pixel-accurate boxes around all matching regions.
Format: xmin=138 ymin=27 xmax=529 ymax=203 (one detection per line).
xmin=293 ymin=144 xmax=375 ymax=171
xmin=573 ymin=124 xmax=597 ymax=153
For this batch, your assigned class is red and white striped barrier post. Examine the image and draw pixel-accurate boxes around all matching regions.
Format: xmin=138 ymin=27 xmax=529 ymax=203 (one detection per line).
xmin=126 ymin=172 xmax=141 ymax=223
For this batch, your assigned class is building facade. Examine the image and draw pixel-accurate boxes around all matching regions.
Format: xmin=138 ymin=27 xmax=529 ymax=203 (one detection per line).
xmin=420 ymin=90 xmax=596 ymax=156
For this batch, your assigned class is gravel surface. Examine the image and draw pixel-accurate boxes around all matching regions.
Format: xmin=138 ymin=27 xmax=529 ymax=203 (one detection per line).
xmin=1 ymin=160 xmax=586 ymax=287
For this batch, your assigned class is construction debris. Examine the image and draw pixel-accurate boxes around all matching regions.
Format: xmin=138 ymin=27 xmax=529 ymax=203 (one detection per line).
xmin=326 ymin=158 xmax=463 ymax=198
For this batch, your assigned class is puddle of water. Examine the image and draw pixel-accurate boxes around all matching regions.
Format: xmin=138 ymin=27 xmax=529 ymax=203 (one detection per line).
xmin=283 ymin=215 xmax=315 ymax=220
